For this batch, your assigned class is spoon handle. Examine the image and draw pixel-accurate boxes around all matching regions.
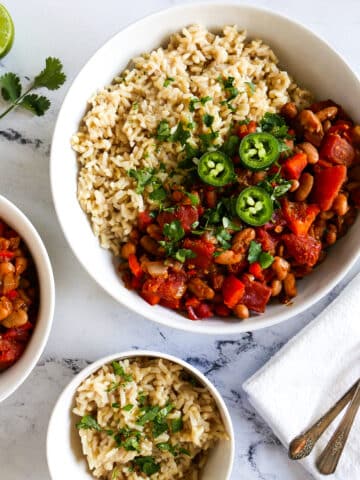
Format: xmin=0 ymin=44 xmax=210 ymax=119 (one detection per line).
xmin=289 ymin=379 xmax=359 ymax=460
xmin=316 ymin=381 xmax=360 ymax=475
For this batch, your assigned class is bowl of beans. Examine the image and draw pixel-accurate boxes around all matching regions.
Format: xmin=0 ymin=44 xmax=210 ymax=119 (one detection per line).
xmin=0 ymin=195 xmax=54 ymax=402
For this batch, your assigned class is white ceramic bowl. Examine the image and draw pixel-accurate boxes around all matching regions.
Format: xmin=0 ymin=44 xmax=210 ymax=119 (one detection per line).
xmin=0 ymin=195 xmax=55 ymax=401
xmin=47 ymin=350 xmax=234 ymax=480
xmin=51 ymin=3 xmax=360 ymax=334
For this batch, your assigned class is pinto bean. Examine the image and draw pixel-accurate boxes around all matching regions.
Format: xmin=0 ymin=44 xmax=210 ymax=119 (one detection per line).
xmin=15 ymin=257 xmax=28 ymax=275
xmin=271 ymin=279 xmax=282 ymax=297
xmin=280 ymin=102 xmax=298 ymax=120
xmin=214 ymin=250 xmax=244 ymax=265
xmin=146 ymin=224 xmax=162 ymax=240
xmin=0 ymin=261 xmax=15 ymax=277
xmin=323 ymin=120 xmax=332 ymax=133
xmin=188 ymin=278 xmax=215 ymax=300
xmin=271 ymin=256 xmax=290 ymax=281
xmin=297 ymin=142 xmax=319 ymax=164
xmin=121 ymin=242 xmax=136 ymax=259
xmin=316 ymin=106 xmax=338 ymax=122
xmin=332 ymin=193 xmax=348 ymax=216
xmin=298 ymin=109 xmax=323 ymax=133
xmin=289 ymin=179 xmax=300 ymax=192
xmin=2 ymin=273 xmax=19 ymax=294
xmin=232 ymin=228 xmax=256 ymax=253
xmin=295 ymin=173 xmax=314 ymax=201
xmin=140 ymin=235 xmax=161 ymax=255
xmin=325 ymin=224 xmax=337 ymax=246
xmin=2 ymin=308 xmax=28 ymax=328
xmin=233 ymin=304 xmax=249 ymax=320
xmin=283 ymin=272 xmax=297 ymax=298
xmin=0 ymin=296 xmax=12 ymax=321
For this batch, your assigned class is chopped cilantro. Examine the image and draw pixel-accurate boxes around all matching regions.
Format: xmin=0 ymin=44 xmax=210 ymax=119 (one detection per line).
xmin=76 ymin=415 xmax=101 ymax=431
xmin=122 ymin=404 xmax=134 ymax=412
xmin=199 ymin=130 xmax=219 ymax=149
xmin=245 ymin=81 xmax=256 ymax=95
xmin=247 ymin=240 xmax=274 ymax=269
xmin=215 ymin=227 xmax=232 ymax=249
xmin=128 ymin=167 xmax=156 ymax=194
xmin=106 ymin=381 xmax=120 ymax=392
xmin=184 ymin=191 xmax=199 ymax=206
xmin=200 ymin=96 xmax=212 ymax=105
xmin=133 ymin=456 xmax=160 ymax=476
xmin=175 ymin=249 xmax=196 ymax=263
xmin=156 ymin=119 xmax=172 ymax=141
xmin=149 ymin=186 xmax=167 ymax=202
xmin=203 ymin=113 xmax=214 ymax=127
xmin=163 ymin=77 xmax=175 ymax=87
xmin=221 ymin=135 xmax=240 ymax=157
xmin=112 ymin=402 xmax=120 ymax=408
xmin=163 ymin=220 xmax=185 ymax=242
xmin=136 ymin=405 xmax=161 ymax=426
xmin=171 ymin=417 xmax=183 ymax=433
xmin=260 ymin=112 xmax=291 ymax=139
xmin=112 ymin=361 xmax=133 ymax=382
xmin=172 ymin=122 xmax=191 ymax=146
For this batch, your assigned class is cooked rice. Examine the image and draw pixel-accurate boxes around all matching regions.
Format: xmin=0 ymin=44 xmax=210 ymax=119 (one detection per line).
xmin=73 ymin=357 xmax=227 ymax=479
xmin=72 ymin=24 xmax=312 ymax=255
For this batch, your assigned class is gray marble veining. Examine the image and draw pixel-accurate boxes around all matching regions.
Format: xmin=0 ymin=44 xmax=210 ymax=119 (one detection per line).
xmin=1 ymin=0 xmax=360 ymax=478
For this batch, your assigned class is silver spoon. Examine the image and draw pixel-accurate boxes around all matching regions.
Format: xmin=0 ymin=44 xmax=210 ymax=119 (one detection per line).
xmin=289 ymin=379 xmax=359 ymax=460
xmin=317 ymin=379 xmax=360 ymax=475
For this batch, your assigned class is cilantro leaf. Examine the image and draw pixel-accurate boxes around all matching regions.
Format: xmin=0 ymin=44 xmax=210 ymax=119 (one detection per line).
xmin=112 ymin=402 xmax=120 ymax=408
xmin=153 ymin=419 xmax=168 ymax=438
xmin=112 ymin=361 xmax=133 ymax=382
xmin=33 ymin=57 xmax=66 ymax=90
xmin=163 ymin=220 xmax=185 ymax=242
xmin=133 ymin=456 xmax=160 ymax=476
xmin=156 ymin=120 xmax=171 ymax=141
xmin=136 ymin=406 xmax=160 ymax=426
xmin=172 ymin=122 xmax=191 ymax=146
xmin=184 ymin=191 xmax=199 ymax=206
xmin=221 ymin=135 xmax=240 ymax=157
xmin=123 ymin=436 xmax=140 ymax=451
xmin=171 ymin=417 xmax=183 ymax=433
xmin=215 ymin=227 xmax=232 ymax=249
xmin=128 ymin=167 xmax=156 ymax=194
xmin=149 ymin=186 xmax=167 ymax=202
xmin=203 ymin=114 xmax=214 ymax=128
xmin=164 ymin=77 xmax=175 ymax=87
xmin=76 ymin=415 xmax=101 ymax=431
xmin=200 ymin=96 xmax=212 ymax=105
xmin=199 ymin=131 xmax=219 ymax=150
xmin=248 ymin=241 xmax=263 ymax=264
xmin=0 ymin=73 xmax=21 ymax=102
xmin=19 ymin=94 xmax=50 ymax=116
xmin=189 ymin=97 xmax=199 ymax=112
xmin=259 ymin=251 xmax=274 ymax=269
xmin=175 ymin=248 xmax=196 ymax=263
xmin=122 ymin=404 xmax=134 ymax=412
xmin=260 ymin=113 xmax=290 ymax=139
xmin=248 ymin=240 xmax=274 ymax=268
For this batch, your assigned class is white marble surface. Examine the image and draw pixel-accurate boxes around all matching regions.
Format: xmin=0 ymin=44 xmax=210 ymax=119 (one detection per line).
xmin=0 ymin=0 xmax=360 ymax=479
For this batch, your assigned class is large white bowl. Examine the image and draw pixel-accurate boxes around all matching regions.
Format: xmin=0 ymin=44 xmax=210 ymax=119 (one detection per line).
xmin=47 ymin=350 xmax=234 ymax=480
xmin=51 ymin=3 xmax=360 ymax=334
xmin=0 ymin=195 xmax=55 ymax=402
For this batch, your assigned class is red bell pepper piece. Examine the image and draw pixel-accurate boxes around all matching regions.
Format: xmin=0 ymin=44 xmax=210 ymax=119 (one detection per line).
xmin=222 ymin=275 xmax=245 ymax=309
xmin=241 ymin=276 xmax=272 ymax=313
xmin=128 ymin=254 xmax=142 ymax=278
xmin=0 ymin=250 xmax=14 ymax=259
xmin=138 ymin=211 xmax=153 ymax=231
xmin=194 ymin=303 xmax=213 ymax=319
xmin=141 ymin=292 xmax=161 ymax=306
xmin=320 ymin=134 xmax=355 ymax=166
xmin=311 ymin=165 xmax=347 ymax=211
xmin=282 ymin=234 xmax=321 ymax=267
xmin=237 ymin=120 xmax=257 ymax=138
xmin=282 ymin=199 xmax=320 ymax=235
xmin=249 ymin=262 xmax=264 ymax=281
xmin=282 ymin=153 xmax=307 ymax=180
xmin=185 ymin=297 xmax=201 ymax=308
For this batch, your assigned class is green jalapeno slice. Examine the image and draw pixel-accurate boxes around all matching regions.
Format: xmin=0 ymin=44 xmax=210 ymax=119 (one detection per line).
xmin=198 ymin=151 xmax=235 ymax=187
xmin=239 ymin=132 xmax=280 ymax=171
xmin=236 ymin=186 xmax=274 ymax=226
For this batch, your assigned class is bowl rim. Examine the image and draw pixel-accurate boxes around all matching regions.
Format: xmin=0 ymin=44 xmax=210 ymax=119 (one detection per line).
xmin=46 ymin=349 xmax=235 ymax=480
xmin=0 ymin=194 xmax=55 ymax=402
xmin=50 ymin=2 xmax=360 ymax=335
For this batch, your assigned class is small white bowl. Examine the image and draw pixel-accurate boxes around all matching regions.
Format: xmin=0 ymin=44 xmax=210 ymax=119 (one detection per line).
xmin=0 ymin=195 xmax=55 ymax=402
xmin=47 ymin=350 xmax=234 ymax=480
xmin=51 ymin=3 xmax=360 ymax=334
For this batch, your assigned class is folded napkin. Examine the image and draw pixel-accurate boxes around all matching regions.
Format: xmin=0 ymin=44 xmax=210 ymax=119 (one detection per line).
xmin=243 ymin=273 xmax=360 ymax=480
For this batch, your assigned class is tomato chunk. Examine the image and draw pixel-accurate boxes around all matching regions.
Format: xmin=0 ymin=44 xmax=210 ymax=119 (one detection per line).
xmin=320 ymin=134 xmax=355 ymax=166
xmin=241 ymin=276 xmax=272 ymax=313
xmin=157 ymin=205 xmax=199 ymax=232
xmin=282 ymin=234 xmax=321 ymax=267
xmin=0 ymin=339 xmax=25 ymax=370
xmin=222 ymin=275 xmax=245 ymax=308
xmin=138 ymin=211 xmax=153 ymax=231
xmin=142 ymin=273 xmax=186 ymax=303
xmin=256 ymin=228 xmax=278 ymax=254
xmin=282 ymin=199 xmax=320 ymax=235
xmin=282 ymin=153 xmax=307 ymax=180
xmin=183 ymin=238 xmax=215 ymax=269
xmin=249 ymin=262 xmax=264 ymax=281
xmin=311 ymin=165 xmax=347 ymax=211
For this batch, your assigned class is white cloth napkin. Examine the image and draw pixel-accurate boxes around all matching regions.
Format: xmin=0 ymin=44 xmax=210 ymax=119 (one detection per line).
xmin=243 ymin=274 xmax=360 ymax=480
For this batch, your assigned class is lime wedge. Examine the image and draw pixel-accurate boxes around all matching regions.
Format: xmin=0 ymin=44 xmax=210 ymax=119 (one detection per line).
xmin=0 ymin=4 xmax=14 ymax=58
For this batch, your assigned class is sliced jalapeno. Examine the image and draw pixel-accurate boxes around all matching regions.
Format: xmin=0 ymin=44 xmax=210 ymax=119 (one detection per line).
xmin=198 ymin=151 xmax=235 ymax=187
xmin=239 ymin=132 xmax=279 ymax=171
xmin=236 ymin=186 xmax=274 ymax=226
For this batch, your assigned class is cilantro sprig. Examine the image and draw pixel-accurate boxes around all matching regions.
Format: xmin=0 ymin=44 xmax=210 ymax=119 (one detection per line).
xmin=0 ymin=57 xmax=66 ymax=119
xmin=248 ymin=241 xmax=274 ymax=269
